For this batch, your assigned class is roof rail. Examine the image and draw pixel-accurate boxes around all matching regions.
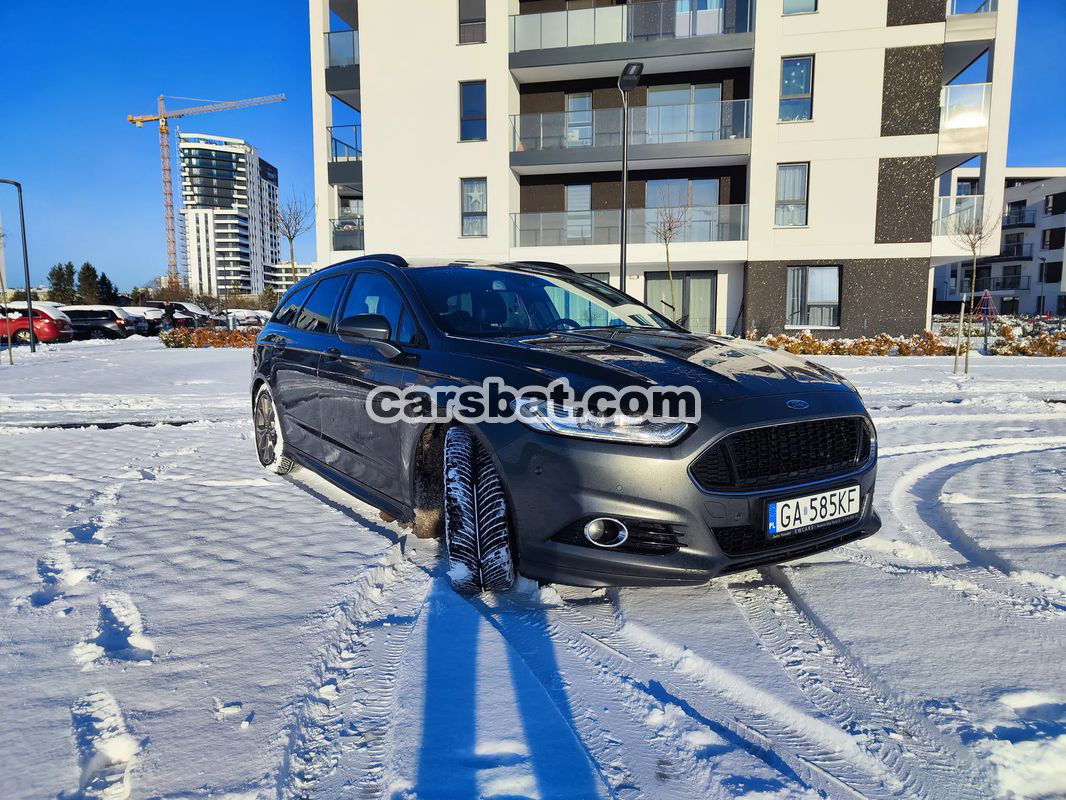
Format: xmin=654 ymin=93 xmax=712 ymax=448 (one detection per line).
xmin=504 ymin=260 xmax=575 ymax=274
xmin=352 ymin=253 xmax=409 ymax=269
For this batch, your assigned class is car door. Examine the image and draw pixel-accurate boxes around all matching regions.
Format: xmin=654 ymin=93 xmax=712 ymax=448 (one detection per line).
xmin=318 ymin=270 xmax=420 ymax=500
xmin=262 ymin=281 xmax=319 ymax=458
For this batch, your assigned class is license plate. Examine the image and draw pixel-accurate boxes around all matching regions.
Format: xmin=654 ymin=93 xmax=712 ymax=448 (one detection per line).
xmin=768 ymin=485 xmax=860 ymax=538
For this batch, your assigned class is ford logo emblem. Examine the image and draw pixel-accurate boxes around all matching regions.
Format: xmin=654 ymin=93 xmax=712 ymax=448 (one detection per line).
xmin=786 ymin=399 xmax=810 ymax=410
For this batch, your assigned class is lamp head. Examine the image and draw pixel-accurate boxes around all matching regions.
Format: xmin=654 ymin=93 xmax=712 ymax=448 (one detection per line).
xmin=618 ymin=62 xmax=644 ymax=93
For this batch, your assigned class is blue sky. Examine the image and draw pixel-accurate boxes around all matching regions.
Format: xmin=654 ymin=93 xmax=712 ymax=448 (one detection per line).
xmin=0 ymin=0 xmax=1063 ymax=291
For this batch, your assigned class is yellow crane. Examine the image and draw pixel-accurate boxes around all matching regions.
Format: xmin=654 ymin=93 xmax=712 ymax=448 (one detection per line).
xmin=128 ymin=93 xmax=286 ymax=286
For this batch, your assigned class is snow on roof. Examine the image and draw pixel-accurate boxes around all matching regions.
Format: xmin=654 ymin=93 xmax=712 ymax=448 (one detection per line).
xmin=60 ymin=305 xmax=136 ymax=319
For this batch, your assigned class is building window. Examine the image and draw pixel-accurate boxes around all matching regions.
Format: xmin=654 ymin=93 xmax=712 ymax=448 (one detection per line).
xmin=586 ymin=272 xmax=612 ymax=286
xmin=1041 ymin=261 xmax=1063 ymax=283
xmin=776 ymin=163 xmax=809 ymax=226
xmin=786 ymin=265 xmax=840 ymax=327
xmin=1044 ymin=192 xmax=1066 ymax=216
xmin=1058 ymin=295 xmax=1066 ymax=316
xmin=1042 ymin=227 xmax=1065 ymax=251
xmin=458 ymin=0 xmax=486 ymax=43
xmin=461 ymin=178 xmax=487 ymax=236
xmin=459 ymin=81 xmax=487 ymax=141
xmin=645 ymin=270 xmax=718 ymax=333
xmin=780 ymin=56 xmax=814 ymax=121
xmin=783 ymin=0 xmax=817 ymax=13
xmin=565 ymin=184 xmax=592 ymax=243
xmin=566 ymin=92 xmax=593 ymax=147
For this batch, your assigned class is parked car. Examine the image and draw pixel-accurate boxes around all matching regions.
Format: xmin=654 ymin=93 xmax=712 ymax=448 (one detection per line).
xmin=59 ymin=305 xmax=137 ymax=339
xmin=0 ymin=302 xmax=74 ymax=344
xmin=146 ymin=300 xmax=211 ymax=327
xmin=251 ymin=255 xmax=881 ymax=594
xmin=123 ymin=306 xmax=166 ymax=335
xmin=228 ymin=309 xmax=270 ymax=327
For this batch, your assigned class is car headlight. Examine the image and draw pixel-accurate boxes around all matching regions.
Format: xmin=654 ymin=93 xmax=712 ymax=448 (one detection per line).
xmin=512 ymin=398 xmax=690 ymax=446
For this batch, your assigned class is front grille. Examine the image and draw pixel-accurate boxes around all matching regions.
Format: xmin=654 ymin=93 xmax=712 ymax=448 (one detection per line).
xmin=551 ymin=517 xmax=686 ymax=556
xmin=691 ymin=417 xmax=871 ymax=492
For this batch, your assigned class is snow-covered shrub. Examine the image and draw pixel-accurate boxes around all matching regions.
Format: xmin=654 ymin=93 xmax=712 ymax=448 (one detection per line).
xmin=752 ymin=329 xmax=956 ymax=356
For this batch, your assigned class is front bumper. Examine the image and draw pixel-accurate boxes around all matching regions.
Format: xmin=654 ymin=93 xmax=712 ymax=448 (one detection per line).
xmin=481 ymin=390 xmax=881 ymax=588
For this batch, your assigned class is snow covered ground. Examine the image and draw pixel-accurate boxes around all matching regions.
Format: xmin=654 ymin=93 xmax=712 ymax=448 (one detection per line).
xmin=2 ymin=338 xmax=1065 ymax=799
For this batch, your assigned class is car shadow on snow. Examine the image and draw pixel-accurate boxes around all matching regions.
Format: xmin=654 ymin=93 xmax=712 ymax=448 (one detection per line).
xmin=415 ymin=581 xmax=602 ymax=798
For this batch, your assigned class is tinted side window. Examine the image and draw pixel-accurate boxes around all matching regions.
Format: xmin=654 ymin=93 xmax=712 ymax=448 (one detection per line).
xmin=294 ymin=274 xmax=349 ymax=333
xmin=273 ymin=284 xmax=313 ymax=327
xmin=341 ymin=273 xmax=417 ymax=344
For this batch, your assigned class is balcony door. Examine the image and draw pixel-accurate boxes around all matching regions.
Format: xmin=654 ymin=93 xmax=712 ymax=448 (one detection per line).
xmin=565 ymin=184 xmax=592 ymax=244
xmin=645 ymin=270 xmax=717 ymax=333
xmin=566 ymin=92 xmax=593 ymax=148
xmin=646 ymin=84 xmax=722 ymax=144
xmin=646 ymin=177 xmax=720 ymax=242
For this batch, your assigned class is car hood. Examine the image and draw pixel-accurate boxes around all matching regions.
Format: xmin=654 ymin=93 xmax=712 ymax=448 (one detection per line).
xmin=453 ymin=328 xmax=855 ymax=403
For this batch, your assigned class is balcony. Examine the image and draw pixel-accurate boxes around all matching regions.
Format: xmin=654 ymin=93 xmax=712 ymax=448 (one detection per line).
xmin=941 ymin=83 xmax=991 ymax=129
xmin=510 ymin=100 xmax=751 ymax=174
xmin=325 ymin=30 xmax=360 ymax=109
xmin=512 ymin=205 xmax=747 ymax=247
xmin=327 ymin=125 xmax=362 ymax=190
xmin=509 ymin=0 xmax=754 ymax=81
xmin=1003 ymin=209 xmax=1036 ymax=228
xmin=974 ymin=275 xmax=1030 ymax=292
xmin=932 ymin=194 xmax=983 ymax=236
xmin=332 ymin=216 xmax=364 ymax=251
xmin=991 ymin=243 xmax=1033 ymax=261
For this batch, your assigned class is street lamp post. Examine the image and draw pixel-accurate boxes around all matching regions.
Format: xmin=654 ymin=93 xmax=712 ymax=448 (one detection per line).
xmin=617 ymin=62 xmax=643 ymax=289
xmin=0 ymin=179 xmax=36 ymax=352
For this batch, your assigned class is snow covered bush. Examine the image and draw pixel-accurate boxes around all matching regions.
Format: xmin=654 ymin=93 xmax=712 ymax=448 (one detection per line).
xmin=160 ymin=328 xmax=259 ymax=348
xmin=749 ymin=329 xmax=956 ymax=356
xmin=988 ymin=325 xmax=1066 ymax=356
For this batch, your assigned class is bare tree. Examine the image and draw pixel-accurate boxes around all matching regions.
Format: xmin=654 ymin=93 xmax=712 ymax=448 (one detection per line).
xmin=947 ymin=207 xmax=1000 ymax=374
xmin=277 ymin=191 xmax=316 ymax=287
xmin=646 ymin=191 xmax=688 ymax=324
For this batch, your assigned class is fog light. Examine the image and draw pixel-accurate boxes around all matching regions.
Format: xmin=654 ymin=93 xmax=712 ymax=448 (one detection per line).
xmin=583 ymin=517 xmax=629 ymax=548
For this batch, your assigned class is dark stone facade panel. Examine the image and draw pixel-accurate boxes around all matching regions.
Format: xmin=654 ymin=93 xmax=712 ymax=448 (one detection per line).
xmin=875 ymin=156 xmax=936 ymax=243
xmin=881 ymin=45 xmax=943 ymax=137
xmin=887 ymin=0 xmax=946 ymax=26
xmin=744 ymin=259 xmax=931 ymax=338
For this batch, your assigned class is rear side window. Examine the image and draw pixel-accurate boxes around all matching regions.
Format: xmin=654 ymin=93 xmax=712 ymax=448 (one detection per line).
xmin=273 ymin=284 xmax=313 ymax=327
xmin=294 ymin=274 xmax=350 ymax=333
xmin=340 ymin=272 xmax=419 ymax=344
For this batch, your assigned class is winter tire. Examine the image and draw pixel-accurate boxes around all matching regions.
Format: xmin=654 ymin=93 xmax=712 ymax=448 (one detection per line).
xmin=254 ymin=384 xmax=295 ymax=475
xmin=443 ymin=426 xmax=516 ymax=594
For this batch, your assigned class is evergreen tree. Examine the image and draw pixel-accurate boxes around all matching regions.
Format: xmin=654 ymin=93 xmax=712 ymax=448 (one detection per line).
xmin=258 ymin=287 xmax=279 ymax=311
xmin=130 ymin=287 xmax=151 ymax=305
xmin=77 ymin=262 xmax=99 ymax=303
xmin=47 ymin=262 xmax=78 ymax=304
xmin=10 ymin=288 xmax=38 ymax=301
xmin=97 ymin=272 xmax=118 ymax=305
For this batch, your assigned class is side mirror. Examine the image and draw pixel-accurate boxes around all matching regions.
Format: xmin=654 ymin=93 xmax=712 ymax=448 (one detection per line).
xmin=337 ymin=313 xmax=401 ymax=358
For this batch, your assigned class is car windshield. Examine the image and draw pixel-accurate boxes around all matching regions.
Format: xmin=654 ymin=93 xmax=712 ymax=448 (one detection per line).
xmin=407 ymin=267 xmax=675 ymax=337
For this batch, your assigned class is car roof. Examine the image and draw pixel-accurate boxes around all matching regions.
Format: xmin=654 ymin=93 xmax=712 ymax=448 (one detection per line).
xmin=320 ymin=253 xmax=575 ymax=276
xmin=60 ymin=305 xmax=124 ymax=311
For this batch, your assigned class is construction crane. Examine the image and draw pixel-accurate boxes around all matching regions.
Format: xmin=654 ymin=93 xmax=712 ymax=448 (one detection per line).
xmin=128 ymin=93 xmax=286 ymax=286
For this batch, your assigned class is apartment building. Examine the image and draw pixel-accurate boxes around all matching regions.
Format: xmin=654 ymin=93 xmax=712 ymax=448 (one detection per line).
xmin=933 ymin=166 xmax=1066 ymax=316
xmin=266 ymin=261 xmax=321 ymax=293
xmin=310 ymin=0 xmax=1015 ymax=337
xmin=179 ymin=133 xmax=282 ymax=296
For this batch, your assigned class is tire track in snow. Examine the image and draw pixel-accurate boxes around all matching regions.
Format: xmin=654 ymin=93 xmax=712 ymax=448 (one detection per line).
xmin=843 ymin=438 xmax=1066 ymax=623
xmin=276 ymin=541 xmax=432 ymax=799
xmin=546 ymin=599 xmax=900 ymax=798
xmin=728 ymin=567 xmax=997 ymax=800
xmin=473 ymin=592 xmax=774 ymax=800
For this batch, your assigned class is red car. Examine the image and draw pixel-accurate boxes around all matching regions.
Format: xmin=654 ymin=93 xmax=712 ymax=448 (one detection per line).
xmin=0 ymin=303 xmax=74 ymax=345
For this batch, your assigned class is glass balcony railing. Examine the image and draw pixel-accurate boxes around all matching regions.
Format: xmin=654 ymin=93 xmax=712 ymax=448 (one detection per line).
xmin=509 ymin=0 xmax=753 ymax=53
xmin=328 ymin=125 xmax=361 ymax=162
xmin=932 ymin=194 xmax=983 ymax=235
xmin=974 ymin=275 xmax=1029 ymax=292
xmin=325 ymin=30 xmax=359 ymax=67
xmin=947 ymin=0 xmax=997 ymax=15
xmin=332 ymin=217 xmax=364 ymax=251
xmin=1003 ymin=209 xmax=1036 ymax=227
xmin=511 ymin=100 xmax=751 ymax=152
xmin=940 ymin=83 xmax=992 ymax=130
xmin=511 ymin=205 xmax=748 ymax=247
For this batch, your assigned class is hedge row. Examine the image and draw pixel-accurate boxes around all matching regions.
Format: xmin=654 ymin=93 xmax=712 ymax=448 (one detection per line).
xmin=751 ymin=327 xmax=1066 ymax=356
xmin=159 ymin=328 xmax=259 ymax=348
